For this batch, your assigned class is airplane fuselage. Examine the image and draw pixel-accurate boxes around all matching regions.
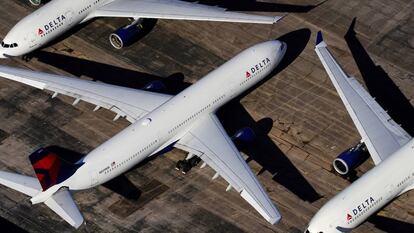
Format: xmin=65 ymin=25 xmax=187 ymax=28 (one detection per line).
xmin=0 ymin=0 xmax=112 ymax=57
xmin=30 ymin=40 xmax=286 ymax=204
xmin=306 ymin=139 xmax=414 ymax=233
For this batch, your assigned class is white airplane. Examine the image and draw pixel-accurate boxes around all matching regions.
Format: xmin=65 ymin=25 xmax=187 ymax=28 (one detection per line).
xmin=0 ymin=40 xmax=287 ymax=228
xmin=305 ymin=32 xmax=414 ymax=233
xmin=0 ymin=0 xmax=283 ymax=58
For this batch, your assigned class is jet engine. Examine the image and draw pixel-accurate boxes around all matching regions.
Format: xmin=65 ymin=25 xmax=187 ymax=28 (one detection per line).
xmin=332 ymin=142 xmax=369 ymax=175
xmin=143 ymin=80 xmax=166 ymax=92
xmin=29 ymin=0 xmax=49 ymax=5
xmin=109 ymin=18 xmax=157 ymax=49
xmin=29 ymin=0 xmax=41 ymax=5
xmin=231 ymin=127 xmax=256 ymax=143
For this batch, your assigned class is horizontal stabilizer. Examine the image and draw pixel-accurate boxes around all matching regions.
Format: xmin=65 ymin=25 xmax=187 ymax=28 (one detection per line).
xmin=0 ymin=171 xmax=83 ymax=228
xmin=0 ymin=171 xmax=41 ymax=197
xmin=44 ymin=188 xmax=84 ymax=229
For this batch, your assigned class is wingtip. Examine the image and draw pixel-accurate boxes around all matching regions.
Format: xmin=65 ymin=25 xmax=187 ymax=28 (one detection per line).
xmin=316 ymin=31 xmax=323 ymax=45
xmin=315 ymin=31 xmax=327 ymax=48
xmin=267 ymin=213 xmax=282 ymax=225
xmin=273 ymin=15 xmax=285 ymax=24
xmin=73 ymin=219 xmax=84 ymax=229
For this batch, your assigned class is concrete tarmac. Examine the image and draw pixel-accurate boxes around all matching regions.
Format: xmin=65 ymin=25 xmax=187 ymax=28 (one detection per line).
xmin=0 ymin=0 xmax=413 ymax=232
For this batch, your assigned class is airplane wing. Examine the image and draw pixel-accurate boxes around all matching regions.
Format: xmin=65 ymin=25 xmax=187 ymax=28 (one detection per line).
xmin=92 ymin=0 xmax=282 ymax=24
xmin=314 ymin=32 xmax=412 ymax=165
xmin=175 ymin=113 xmax=281 ymax=224
xmin=0 ymin=65 xmax=172 ymax=123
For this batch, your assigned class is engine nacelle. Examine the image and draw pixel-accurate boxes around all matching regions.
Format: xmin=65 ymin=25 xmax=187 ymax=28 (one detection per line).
xmin=109 ymin=22 xmax=143 ymax=49
xmin=29 ymin=0 xmax=42 ymax=5
xmin=333 ymin=142 xmax=369 ymax=175
xmin=143 ymin=80 xmax=166 ymax=92
xmin=231 ymin=127 xmax=256 ymax=143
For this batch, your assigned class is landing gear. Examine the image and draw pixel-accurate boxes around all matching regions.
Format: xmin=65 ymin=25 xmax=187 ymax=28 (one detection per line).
xmin=175 ymin=156 xmax=201 ymax=174
xmin=29 ymin=0 xmax=42 ymax=6
xmin=22 ymin=54 xmax=33 ymax=62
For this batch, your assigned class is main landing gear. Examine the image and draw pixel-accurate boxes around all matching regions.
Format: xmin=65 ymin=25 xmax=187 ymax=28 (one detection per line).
xmin=175 ymin=154 xmax=201 ymax=174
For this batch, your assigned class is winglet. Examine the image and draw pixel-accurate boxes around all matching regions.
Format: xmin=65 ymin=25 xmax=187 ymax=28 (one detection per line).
xmin=273 ymin=15 xmax=285 ymax=24
xmin=315 ymin=31 xmax=327 ymax=48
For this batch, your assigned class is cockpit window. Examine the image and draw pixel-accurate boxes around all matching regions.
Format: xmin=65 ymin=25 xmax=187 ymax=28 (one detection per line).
xmin=1 ymin=41 xmax=18 ymax=48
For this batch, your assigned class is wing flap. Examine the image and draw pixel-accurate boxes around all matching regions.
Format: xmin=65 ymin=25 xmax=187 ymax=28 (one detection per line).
xmin=93 ymin=0 xmax=282 ymax=24
xmin=315 ymin=32 xmax=411 ymax=164
xmin=0 ymin=65 xmax=172 ymax=123
xmin=175 ymin=114 xmax=281 ymax=224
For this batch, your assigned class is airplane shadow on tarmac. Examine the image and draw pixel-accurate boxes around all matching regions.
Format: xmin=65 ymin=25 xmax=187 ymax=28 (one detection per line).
xmin=31 ymin=28 xmax=320 ymax=203
xmin=344 ymin=18 xmax=414 ymax=233
xmin=345 ymin=18 xmax=414 ymax=136
xmin=30 ymin=0 xmax=323 ymax=13
xmin=342 ymin=18 xmax=414 ymax=178
xmin=369 ymin=215 xmax=414 ymax=233
xmin=22 ymin=0 xmax=325 ymax=57
xmin=182 ymin=0 xmax=326 ymax=13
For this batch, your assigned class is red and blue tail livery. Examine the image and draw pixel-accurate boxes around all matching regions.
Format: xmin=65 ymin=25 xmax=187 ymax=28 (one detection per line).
xmin=29 ymin=147 xmax=83 ymax=191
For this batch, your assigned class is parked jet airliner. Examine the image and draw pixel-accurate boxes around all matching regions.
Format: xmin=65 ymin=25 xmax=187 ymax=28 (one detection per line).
xmin=0 ymin=40 xmax=287 ymax=228
xmin=305 ymin=32 xmax=414 ymax=233
xmin=0 ymin=0 xmax=282 ymax=58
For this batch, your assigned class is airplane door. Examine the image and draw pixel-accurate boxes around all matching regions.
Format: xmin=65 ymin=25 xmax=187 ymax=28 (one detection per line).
xmin=89 ymin=169 xmax=99 ymax=187
xmin=65 ymin=10 xmax=75 ymax=26
xmin=385 ymin=184 xmax=395 ymax=201
xmin=24 ymin=31 xmax=38 ymax=48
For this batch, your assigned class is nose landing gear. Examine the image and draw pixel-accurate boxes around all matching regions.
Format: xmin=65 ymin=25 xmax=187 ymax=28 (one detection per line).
xmin=22 ymin=53 xmax=34 ymax=62
xmin=175 ymin=155 xmax=201 ymax=174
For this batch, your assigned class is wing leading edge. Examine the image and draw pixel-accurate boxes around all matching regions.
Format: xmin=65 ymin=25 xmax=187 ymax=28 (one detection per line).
xmin=0 ymin=65 xmax=172 ymax=123
xmin=92 ymin=0 xmax=282 ymax=24
xmin=175 ymin=114 xmax=281 ymax=224
xmin=315 ymin=32 xmax=411 ymax=165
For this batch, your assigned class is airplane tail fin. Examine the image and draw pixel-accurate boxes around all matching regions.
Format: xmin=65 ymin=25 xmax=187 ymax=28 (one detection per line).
xmin=29 ymin=147 xmax=83 ymax=191
xmin=0 ymin=171 xmax=84 ymax=228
